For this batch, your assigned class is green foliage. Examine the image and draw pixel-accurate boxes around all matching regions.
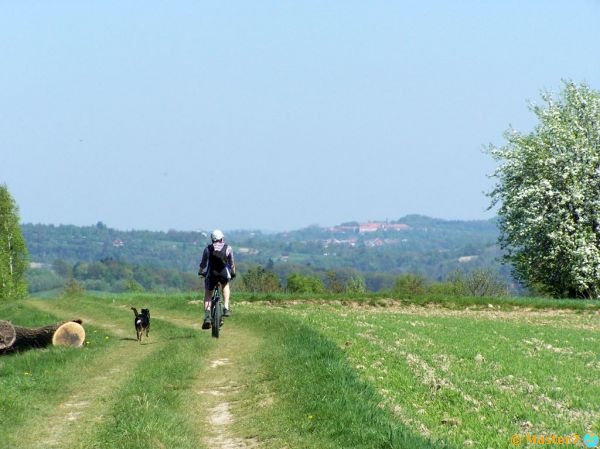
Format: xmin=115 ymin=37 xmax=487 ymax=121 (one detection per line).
xmin=0 ymin=184 xmax=28 ymax=299
xmin=325 ymin=270 xmax=345 ymax=293
xmin=488 ymin=81 xmax=600 ymax=298
xmin=346 ymin=274 xmax=367 ymax=293
xmin=390 ymin=270 xmax=507 ymax=298
xmin=286 ymin=272 xmax=325 ymax=294
xmin=125 ymin=279 xmax=145 ymax=293
xmin=446 ymin=269 xmax=508 ymax=297
xmin=62 ymin=277 xmax=85 ymax=297
xmin=240 ymin=265 xmax=281 ymax=293
xmin=25 ymin=267 xmax=63 ymax=293
xmin=52 ymin=259 xmax=72 ymax=277
xmin=20 ymin=215 xmax=505 ymax=288
xmin=44 ymin=258 xmax=198 ymax=294
xmin=393 ymin=273 xmax=427 ymax=296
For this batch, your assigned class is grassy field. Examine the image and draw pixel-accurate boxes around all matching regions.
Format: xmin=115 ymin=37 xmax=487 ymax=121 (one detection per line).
xmin=1 ymin=293 xmax=599 ymax=448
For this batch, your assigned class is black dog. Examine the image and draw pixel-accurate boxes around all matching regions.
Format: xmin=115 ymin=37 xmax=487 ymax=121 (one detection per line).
xmin=131 ymin=307 xmax=150 ymax=342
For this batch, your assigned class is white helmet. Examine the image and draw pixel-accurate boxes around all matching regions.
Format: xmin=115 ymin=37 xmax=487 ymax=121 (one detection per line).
xmin=211 ymin=229 xmax=224 ymax=242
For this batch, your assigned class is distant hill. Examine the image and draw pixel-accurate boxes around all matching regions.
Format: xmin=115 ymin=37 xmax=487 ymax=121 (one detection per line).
xmin=21 ymin=215 xmax=506 ymax=283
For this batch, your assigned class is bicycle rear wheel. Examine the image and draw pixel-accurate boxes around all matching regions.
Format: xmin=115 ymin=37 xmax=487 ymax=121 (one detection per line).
xmin=211 ymin=299 xmax=221 ymax=338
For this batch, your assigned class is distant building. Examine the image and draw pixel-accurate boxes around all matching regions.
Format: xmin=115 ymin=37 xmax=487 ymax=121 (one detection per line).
xmin=386 ymin=223 xmax=410 ymax=231
xmin=359 ymin=223 xmax=381 ymax=233
xmin=358 ymin=222 xmax=410 ymax=233
xmin=365 ymin=238 xmax=384 ymax=247
xmin=237 ymin=247 xmax=259 ymax=255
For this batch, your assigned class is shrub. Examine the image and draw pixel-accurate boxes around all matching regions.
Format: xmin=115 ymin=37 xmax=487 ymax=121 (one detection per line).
xmin=63 ymin=278 xmax=85 ymax=297
xmin=346 ymin=275 xmax=367 ymax=294
xmin=286 ymin=273 xmax=325 ymax=294
xmin=393 ymin=274 xmax=427 ymax=297
xmin=26 ymin=268 xmax=63 ymax=293
xmin=448 ymin=269 xmax=508 ymax=297
xmin=241 ymin=265 xmax=281 ymax=293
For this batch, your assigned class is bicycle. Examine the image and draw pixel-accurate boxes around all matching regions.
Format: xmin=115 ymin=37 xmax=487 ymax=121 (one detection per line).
xmin=210 ymin=283 xmax=224 ymax=338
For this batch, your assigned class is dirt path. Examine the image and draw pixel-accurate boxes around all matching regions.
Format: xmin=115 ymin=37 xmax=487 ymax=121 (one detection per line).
xmin=20 ymin=300 xmax=266 ymax=449
xmin=19 ymin=300 xmax=164 ymax=449
xmin=153 ymin=310 xmax=264 ymax=448
xmin=25 ymin=340 xmax=159 ymax=449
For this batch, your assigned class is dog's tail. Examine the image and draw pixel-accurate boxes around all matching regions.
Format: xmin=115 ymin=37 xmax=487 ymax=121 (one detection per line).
xmin=131 ymin=307 xmax=138 ymax=316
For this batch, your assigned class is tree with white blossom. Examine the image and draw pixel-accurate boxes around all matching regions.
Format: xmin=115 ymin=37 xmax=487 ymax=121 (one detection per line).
xmin=488 ymin=81 xmax=600 ymax=298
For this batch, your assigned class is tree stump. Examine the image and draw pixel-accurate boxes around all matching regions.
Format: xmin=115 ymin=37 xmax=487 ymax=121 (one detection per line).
xmin=0 ymin=319 xmax=85 ymax=354
xmin=0 ymin=320 xmax=16 ymax=350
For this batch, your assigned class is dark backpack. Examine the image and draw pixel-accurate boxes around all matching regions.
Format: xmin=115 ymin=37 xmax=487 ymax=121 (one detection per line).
xmin=209 ymin=244 xmax=228 ymax=273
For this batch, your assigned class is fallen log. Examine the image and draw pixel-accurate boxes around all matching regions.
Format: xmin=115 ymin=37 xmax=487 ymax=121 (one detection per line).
xmin=0 ymin=319 xmax=85 ymax=354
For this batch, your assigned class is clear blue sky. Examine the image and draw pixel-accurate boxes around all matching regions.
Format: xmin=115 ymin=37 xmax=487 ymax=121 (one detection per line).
xmin=2 ymin=1 xmax=599 ymax=232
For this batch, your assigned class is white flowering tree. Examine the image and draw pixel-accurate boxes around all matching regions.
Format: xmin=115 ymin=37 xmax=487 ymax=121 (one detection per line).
xmin=488 ymin=81 xmax=600 ymax=298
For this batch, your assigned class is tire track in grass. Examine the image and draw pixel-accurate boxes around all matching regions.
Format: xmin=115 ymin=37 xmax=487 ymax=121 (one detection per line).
xmin=149 ymin=308 xmax=263 ymax=449
xmin=74 ymin=301 xmax=265 ymax=448
xmin=34 ymin=299 xmax=265 ymax=448
xmin=194 ymin=332 xmax=262 ymax=449
xmin=18 ymin=299 xmax=165 ymax=449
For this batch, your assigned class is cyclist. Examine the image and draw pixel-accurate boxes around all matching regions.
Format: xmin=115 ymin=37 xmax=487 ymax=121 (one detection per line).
xmin=198 ymin=229 xmax=236 ymax=329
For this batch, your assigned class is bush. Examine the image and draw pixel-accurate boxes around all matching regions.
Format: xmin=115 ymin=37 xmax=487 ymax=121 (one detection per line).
xmin=393 ymin=274 xmax=427 ymax=297
xmin=83 ymin=279 xmax=111 ymax=292
xmin=447 ymin=269 xmax=508 ymax=297
xmin=26 ymin=268 xmax=63 ymax=293
xmin=346 ymin=275 xmax=367 ymax=294
xmin=63 ymin=278 xmax=85 ymax=297
xmin=241 ymin=265 xmax=281 ymax=293
xmin=286 ymin=273 xmax=325 ymax=294
xmin=427 ymin=281 xmax=463 ymax=297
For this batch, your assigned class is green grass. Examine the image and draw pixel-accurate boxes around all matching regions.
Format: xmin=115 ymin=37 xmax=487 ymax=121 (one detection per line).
xmin=228 ymin=289 xmax=600 ymax=312
xmin=260 ymin=301 xmax=600 ymax=448
xmin=0 ymin=301 xmax=115 ymax=448
xmin=1 ymin=293 xmax=599 ymax=448
xmin=50 ymin=288 xmax=600 ymax=311
xmin=1 ymin=296 xmax=211 ymax=449
xmin=74 ymin=326 xmax=208 ymax=449
xmin=233 ymin=310 xmax=448 ymax=449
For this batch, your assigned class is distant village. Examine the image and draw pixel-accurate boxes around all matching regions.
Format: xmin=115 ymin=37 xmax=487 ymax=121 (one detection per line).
xmin=111 ymin=221 xmax=413 ymax=252
xmin=105 ymin=219 xmax=481 ymax=265
xmin=328 ymin=221 xmax=410 ymax=234
xmin=24 ymin=217 xmax=490 ymax=275
xmin=322 ymin=221 xmax=410 ymax=250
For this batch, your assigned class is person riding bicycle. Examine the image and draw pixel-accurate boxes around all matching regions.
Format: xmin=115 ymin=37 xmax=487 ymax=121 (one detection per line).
xmin=198 ymin=229 xmax=236 ymax=329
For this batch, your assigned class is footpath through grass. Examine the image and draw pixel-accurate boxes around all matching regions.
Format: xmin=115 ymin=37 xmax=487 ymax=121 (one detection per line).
xmin=1 ymin=296 xmax=211 ymax=449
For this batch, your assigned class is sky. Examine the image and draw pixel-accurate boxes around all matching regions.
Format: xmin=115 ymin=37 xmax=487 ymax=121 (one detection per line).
xmin=2 ymin=1 xmax=599 ymax=232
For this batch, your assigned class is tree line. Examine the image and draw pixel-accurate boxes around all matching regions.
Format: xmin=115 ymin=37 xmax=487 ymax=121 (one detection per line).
xmin=25 ymin=255 xmax=508 ymax=299
xmin=19 ymin=217 xmax=505 ymax=283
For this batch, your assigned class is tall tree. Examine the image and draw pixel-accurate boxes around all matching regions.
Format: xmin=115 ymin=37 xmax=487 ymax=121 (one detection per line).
xmin=0 ymin=184 xmax=28 ymax=299
xmin=488 ymin=81 xmax=600 ymax=298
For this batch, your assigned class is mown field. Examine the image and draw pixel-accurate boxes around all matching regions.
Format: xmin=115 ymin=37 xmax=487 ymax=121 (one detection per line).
xmin=1 ymin=293 xmax=599 ymax=448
